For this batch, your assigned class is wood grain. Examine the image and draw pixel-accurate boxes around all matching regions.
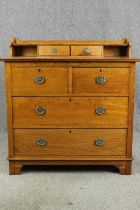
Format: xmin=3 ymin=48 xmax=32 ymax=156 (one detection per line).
xmin=10 ymin=62 xmax=131 ymax=68
xmin=9 ymin=160 xmax=131 ymax=175
xmin=13 ymin=46 xmax=37 ymax=57
xmin=5 ymin=62 xmax=14 ymax=157
xmin=2 ymin=38 xmax=138 ymax=175
xmin=12 ymin=97 xmax=128 ymax=128
xmin=9 ymin=157 xmax=132 ymax=161
xmin=11 ymin=67 xmax=69 ymax=96
xmin=38 ymin=45 xmax=70 ymax=56
xmin=1 ymin=57 xmax=140 ymax=62
xmin=127 ymin=64 xmax=135 ymax=157
xmin=104 ymin=46 xmax=128 ymax=57
xmin=11 ymin=66 xmax=129 ymax=96
xmin=13 ymin=129 xmax=127 ymax=157
xmin=71 ymin=46 xmax=103 ymax=56
xmin=72 ymin=68 xmax=129 ymax=95
xmin=10 ymin=37 xmax=130 ymax=46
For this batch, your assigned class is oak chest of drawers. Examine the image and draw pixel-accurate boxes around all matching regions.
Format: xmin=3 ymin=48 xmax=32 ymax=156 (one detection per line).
xmin=1 ymin=37 xmax=139 ymax=175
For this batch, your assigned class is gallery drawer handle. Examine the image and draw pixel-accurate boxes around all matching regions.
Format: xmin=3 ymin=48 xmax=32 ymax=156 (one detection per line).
xmin=83 ymin=47 xmax=90 ymax=54
xmin=35 ymin=107 xmax=46 ymax=115
xmin=34 ymin=76 xmax=45 ymax=84
xmin=95 ymin=138 xmax=105 ymax=146
xmin=36 ymin=139 xmax=47 ymax=146
xmin=51 ymin=48 xmax=58 ymax=54
xmin=96 ymin=76 xmax=106 ymax=84
xmin=95 ymin=106 xmax=105 ymax=115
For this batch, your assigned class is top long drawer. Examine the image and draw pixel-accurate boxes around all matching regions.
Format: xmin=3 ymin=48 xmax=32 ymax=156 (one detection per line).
xmin=12 ymin=97 xmax=128 ymax=128
xmin=11 ymin=67 xmax=129 ymax=96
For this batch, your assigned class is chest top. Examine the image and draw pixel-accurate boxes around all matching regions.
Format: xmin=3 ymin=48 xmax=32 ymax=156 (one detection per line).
xmin=0 ymin=37 xmax=139 ymax=63
xmin=9 ymin=37 xmax=131 ymax=57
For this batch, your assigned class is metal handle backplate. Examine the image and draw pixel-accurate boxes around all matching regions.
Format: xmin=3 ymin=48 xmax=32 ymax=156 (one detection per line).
xmin=51 ymin=48 xmax=58 ymax=54
xmin=95 ymin=106 xmax=105 ymax=115
xmin=35 ymin=107 xmax=46 ymax=115
xmin=36 ymin=139 xmax=47 ymax=146
xmin=96 ymin=76 xmax=106 ymax=84
xmin=95 ymin=138 xmax=105 ymax=146
xmin=34 ymin=76 xmax=45 ymax=84
xmin=83 ymin=47 xmax=90 ymax=54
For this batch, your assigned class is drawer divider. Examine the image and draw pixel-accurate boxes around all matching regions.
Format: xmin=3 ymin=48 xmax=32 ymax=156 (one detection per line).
xmin=68 ymin=67 xmax=72 ymax=94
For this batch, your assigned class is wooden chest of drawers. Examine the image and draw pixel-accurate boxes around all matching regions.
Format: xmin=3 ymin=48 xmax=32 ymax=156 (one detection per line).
xmin=1 ymin=37 xmax=140 ymax=175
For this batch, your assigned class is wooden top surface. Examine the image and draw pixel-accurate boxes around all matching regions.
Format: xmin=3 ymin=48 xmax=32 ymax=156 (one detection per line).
xmin=0 ymin=56 xmax=140 ymax=62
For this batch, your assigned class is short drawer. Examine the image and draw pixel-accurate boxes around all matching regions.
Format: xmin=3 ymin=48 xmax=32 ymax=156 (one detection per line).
xmin=14 ymin=129 xmax=127 ymax=157
xmin=13 ymin=97 xmax=128 ymax=128
xmin=72 ymin=68 xmax=129 ymax=95
xmin=11 ymin=67 xmax=69 ymax=96
xmin=38 ymin=45 xmax=70 ymax=56
xmin=71 ymin=46 xmax=103 ymax=56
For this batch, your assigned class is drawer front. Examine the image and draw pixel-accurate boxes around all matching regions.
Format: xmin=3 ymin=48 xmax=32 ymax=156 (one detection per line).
xmin=11 ymin=67 xmax=69 ymax=96
xmin=13 ymin=97 xmax=128 ymax=128
xmin=71 ymin=46 xmax=103 ymax=56
xmin=72 ymin=68 xmax=129 ymax=95
xmin=14 ymin=129 xmax=127 ymax=156
xmin=38 ymin=45 xmax=70 ymax=56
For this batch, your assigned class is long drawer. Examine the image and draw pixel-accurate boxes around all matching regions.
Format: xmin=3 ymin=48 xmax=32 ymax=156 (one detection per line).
xmin=13 ymin=97 xmax=128 ymax=128
xmin=14 ymin=129 xmax=127 ymax=156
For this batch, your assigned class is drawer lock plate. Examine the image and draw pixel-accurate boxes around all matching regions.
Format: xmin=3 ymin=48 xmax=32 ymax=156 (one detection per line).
xmin=96 ymin=76 xmax=106 ymax=84
xmin=95 ymin=138 xmax=105 ymax=146
xmin=36 ymin=139 xmax=47 ymax=146
xmin=34 ymin=76 xmax=45 ymax=84
xmin=95 ymin=106 xmax=105 ymax=115
xmin=35 ymin=107 xmax=46 ymax=115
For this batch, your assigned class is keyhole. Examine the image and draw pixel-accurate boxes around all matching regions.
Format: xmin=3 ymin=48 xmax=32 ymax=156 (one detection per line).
xmin=69 ymin=130 xmax=72 ymax=134
xmin=69 ymin=98 xmax=72 ymax=102
xmin=100 ymin=69 xmax=102 ymax=72
xmin=38 ymin=69 xmax=41 ymax=72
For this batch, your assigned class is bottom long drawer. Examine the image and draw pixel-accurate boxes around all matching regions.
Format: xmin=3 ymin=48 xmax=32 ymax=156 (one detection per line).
xmin=13 ymin=129 xmax=127 ymax=157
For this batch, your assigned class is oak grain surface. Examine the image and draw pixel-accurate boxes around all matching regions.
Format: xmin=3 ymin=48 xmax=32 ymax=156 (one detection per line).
xmin=12 ymin=97 xmax=128 ymax=128
xmin=11 ymin=67 xmax=69 ymax=96
xmin=14 ymin=129 xmax=127 ymax=156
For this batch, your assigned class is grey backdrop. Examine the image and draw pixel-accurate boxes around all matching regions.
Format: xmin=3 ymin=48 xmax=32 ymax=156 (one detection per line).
xmin=0 ymin=0 xmax=140 ymax=132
